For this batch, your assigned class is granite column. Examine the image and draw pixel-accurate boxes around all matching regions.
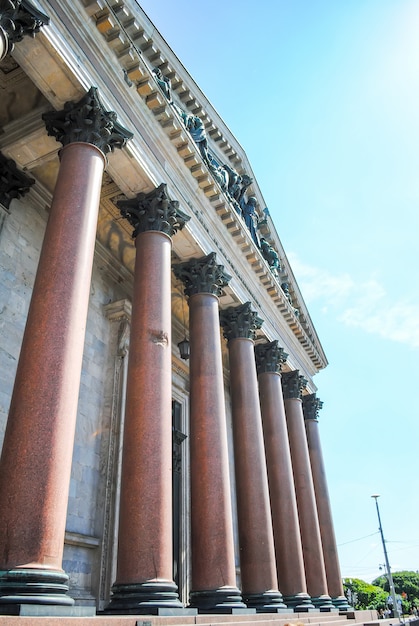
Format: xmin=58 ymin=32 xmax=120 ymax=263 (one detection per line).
xmin=282 ymin=371 xmax=333 ymax=610
xmin=0 ymin=88 xmax=131 ymax=605
xmin=174 ymin=253 xmax=245 ymax=612
xmin=220 ymin=305 xmax=286 ymax=612
xmin=255 ymin=342 xmax=314 ymax=611
xmin=303 ymin=395 xmax=349 ymax=610
xmin=107 ymin=184 xmax=189 ymax=613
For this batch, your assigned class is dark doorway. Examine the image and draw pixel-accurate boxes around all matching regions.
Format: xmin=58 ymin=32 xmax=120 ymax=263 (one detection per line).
xmin=172 ymin=400 xmax=186 ymax=594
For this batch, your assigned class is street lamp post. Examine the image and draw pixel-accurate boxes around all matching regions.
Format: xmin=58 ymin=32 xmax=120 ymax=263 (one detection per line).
xmin=371 ymin=495 xmax=400 ymax=620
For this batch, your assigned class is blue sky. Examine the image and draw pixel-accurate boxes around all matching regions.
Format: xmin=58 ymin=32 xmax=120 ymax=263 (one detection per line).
xmin=137 ymin=0 xmax=419 ymax=582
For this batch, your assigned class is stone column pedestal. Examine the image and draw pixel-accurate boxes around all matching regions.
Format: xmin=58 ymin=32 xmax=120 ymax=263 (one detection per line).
xmin=107 ymin=185 xmax=189 ymax=613
xmin=282 ymin=371 xmax=333 ymax=611
xmin=0 ymin=88 xmax=131 ymax=607
xmin=303 ymin=395 xmax=350 ymax=611
xmin=174 ymin=254 xmax=245 ymax=613
xmin=255 ymin=342 xmax=314 ymax=612
xmin=220 ymin=305 xmax=286 ymax=612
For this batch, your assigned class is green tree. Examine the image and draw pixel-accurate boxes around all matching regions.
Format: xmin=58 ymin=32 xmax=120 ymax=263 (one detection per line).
xmin=343 ymin=578 xmax=388 ymax=611
xmin=372 ymin=571 xmax=419 ymax=612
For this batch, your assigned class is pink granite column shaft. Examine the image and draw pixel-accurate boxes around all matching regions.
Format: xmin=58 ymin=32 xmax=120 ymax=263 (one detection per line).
xmin=0 ymin=143 xmax=104 ymax=602
xmin=107 ymin=184 xmax=189 ymax=612
xmin=0 ymin=88 xmax=131 ymax=606
xmin=255 ymin=341 xmax=313 ymax=611
xmin=0 ymin=141 xmax=104 ymax=572
xmin=189 ymin=293 xmax=236 ymax=593
xmin=220 ymin=305 xmax=285 ymax=611
xmin=303 ymin=395 xmax=349 ymax=610
xmin=282 ymin=371 xmax=333 ymax=610
xmin=173 ymin=253 xmax=245 ymax=612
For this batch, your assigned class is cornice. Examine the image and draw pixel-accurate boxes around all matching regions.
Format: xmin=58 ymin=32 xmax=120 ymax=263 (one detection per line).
xmin=75 ymin=0 xmax=327 ymax=372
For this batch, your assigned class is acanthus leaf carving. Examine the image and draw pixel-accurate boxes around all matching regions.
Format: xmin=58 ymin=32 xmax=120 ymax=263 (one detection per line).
xmin=117 ymin=182 xmax=190 ymax=238
xmin=42 ymin=86 xmax=133 ymax=155
xmin=173 ymin=251 xmax=231 ymax=297
xmin=254 ymin=340 xmax=288 ymax=375
xmin=220 ymin=302 xmax=263 ymax=342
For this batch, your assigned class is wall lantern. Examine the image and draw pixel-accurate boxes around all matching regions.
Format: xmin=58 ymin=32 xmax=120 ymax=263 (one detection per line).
xmin=177 ymin=337 xmax=190 ymax=360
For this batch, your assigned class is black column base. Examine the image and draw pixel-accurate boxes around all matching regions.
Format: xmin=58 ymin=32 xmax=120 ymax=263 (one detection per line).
xmin=189 ymin=586 xmax=249 ymax=612
xmin=310 ymin=594 xmax=337 ymax=611
xmin=283 ymin=592 xmax=315 ymax=611
xmin=105 ymin=580 xmax=183 ymax=614
xmin=332 ymin=595 xmax=353 ymax=611
xmin=0 ymin=569 xmax=74 ymax=607
xmin=244 ymin=589 xmax=288 ymax=612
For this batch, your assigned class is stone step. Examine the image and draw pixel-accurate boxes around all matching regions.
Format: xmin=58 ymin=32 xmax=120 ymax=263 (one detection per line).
xmin=303 ymin=617 xmax=348 ymax=623
xmin=193 ymin=614 xmax=352 ymax=623
xmin=188 ymin=621 xmax=350 ymax=626
xmin=0 ymin=610 xmax=387 ymax=626
xmin=192 ymin=615 xmax=348 ymax=625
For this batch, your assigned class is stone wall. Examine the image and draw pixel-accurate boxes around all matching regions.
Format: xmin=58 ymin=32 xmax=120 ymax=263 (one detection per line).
xmin=64 ymin=261 xmax=127 ymax=604
xmin=0 ymin=198 xmax=45 ymax=447
xmin=0 ymin=196 xmax=128 ymax=605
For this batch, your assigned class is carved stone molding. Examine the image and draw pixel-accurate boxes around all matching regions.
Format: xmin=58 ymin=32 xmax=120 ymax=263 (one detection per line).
xmin=302 ymin=393 xmax=323 ymax=421
xmin=98 ymin=299 xmax=132 ymax=608
xmin=254 ymin=340 xmax=288 ymax=375
xmin=173 ymin=251 xmax=231 ymax=297
xmin=103 ymin=298 xmax=132 ymax=326
xmin=220 ymin=301 xmax=263 ymax=342
xmin=172 ymin=429 xmax=187 ymax=474
xmin=281 ymin=370 xmax=307 ymax=400
xmin=0 ymin=0 xmax=49 ymax=59
xmin=0 ymin=151 xmax=34 ymax=209
xmin=42 ymin=87 xmax=133 ymax=155
xmin=64 ymin=531 xmax=100 ymax=550
xmin=117 ymin=182 xmax=190 ymax=238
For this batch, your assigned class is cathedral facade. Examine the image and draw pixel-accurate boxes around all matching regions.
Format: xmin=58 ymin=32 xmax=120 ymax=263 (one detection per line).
xmin=0 ymin=0 xmax=347 ymax=616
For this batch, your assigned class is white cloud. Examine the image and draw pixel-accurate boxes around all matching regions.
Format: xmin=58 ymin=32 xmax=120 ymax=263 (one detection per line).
xmin=341 ymin=301 xmax=419 ymax=348
xmin=287 ymin=252 xmax=419 ymax=349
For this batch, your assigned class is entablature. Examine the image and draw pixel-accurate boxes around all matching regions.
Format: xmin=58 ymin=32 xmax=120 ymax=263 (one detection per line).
xmin=1 ymin=0 xmax=327 ymax=375
xmin=73 ymin=0 xmax=327 ymax=371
